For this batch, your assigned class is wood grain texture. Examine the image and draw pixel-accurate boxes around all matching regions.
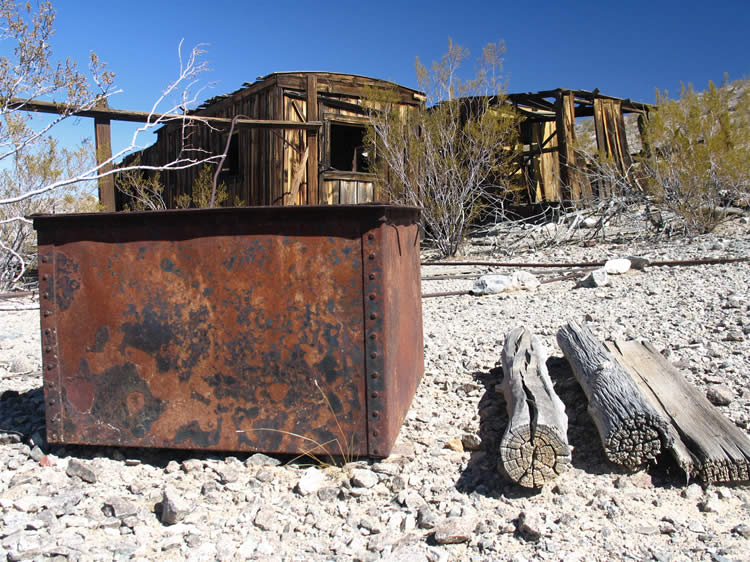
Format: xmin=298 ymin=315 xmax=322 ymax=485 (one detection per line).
xmin=500 ymin=327 xmax=571 ymax=487
xmin=607 ymin=339 xmax=750 ymax=484
xmin=557 ymin=321 xmax=672 ymax=470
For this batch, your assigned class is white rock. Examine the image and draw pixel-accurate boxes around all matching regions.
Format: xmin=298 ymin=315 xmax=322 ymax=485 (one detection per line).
xmin=350 ymin=468 xmax=379 ymax=489
xmin=295 ymin=467 xmax=326 ymax=496
xmin=161 ymin=486 xmax=190 ymax=525
xmin=472 ymin=272 xmax=540 ymax=295
xmin=604 ymin=258 xmax=631 ymax=275
xmin=577 ymin=269 xmax=609 ymax=288
xmin=581 ymin=216 xmax=599 ymax=229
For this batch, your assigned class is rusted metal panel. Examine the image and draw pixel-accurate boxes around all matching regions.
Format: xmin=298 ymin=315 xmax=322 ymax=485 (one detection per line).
xmin=33 ymin=205 xmax=422 ymax=458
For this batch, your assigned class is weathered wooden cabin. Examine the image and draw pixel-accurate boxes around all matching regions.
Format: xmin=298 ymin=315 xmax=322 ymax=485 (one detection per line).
xmin=119 ymin=72 xmax=424 ymax=210
xmin=508 ymin=89 xmax=651 ymax=204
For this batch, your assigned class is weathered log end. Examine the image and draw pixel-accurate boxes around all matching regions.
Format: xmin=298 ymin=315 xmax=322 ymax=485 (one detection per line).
xmin=499 ymin=424 xmax=571 ymax=488
xmin=499 ymin=326 xmax=571 ymax=488
xmin=557 ymin=320 xmax=674 ymax=472
xmin=601 ymin=413 xmax=671 ymax=471
xmin=607 ymin=339 xmax=750 ymax=484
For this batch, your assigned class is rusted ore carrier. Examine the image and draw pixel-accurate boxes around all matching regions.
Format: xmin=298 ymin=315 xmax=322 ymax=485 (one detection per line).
xmin=32 ymin=205 xmax=423 ymax=458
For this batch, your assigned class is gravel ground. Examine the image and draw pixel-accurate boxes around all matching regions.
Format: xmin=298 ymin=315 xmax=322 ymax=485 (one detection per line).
xmin=1 ymin=217 xmax=750 ymax=561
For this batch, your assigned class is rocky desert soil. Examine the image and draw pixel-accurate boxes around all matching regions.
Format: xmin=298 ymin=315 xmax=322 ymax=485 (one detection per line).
xmin=1 ymin=216 xmax=750 ymax=561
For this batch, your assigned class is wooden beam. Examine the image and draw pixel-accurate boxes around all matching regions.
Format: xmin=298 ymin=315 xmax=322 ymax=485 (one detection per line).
xmin=93 ymin=98 xmax=115 ymax=211
xmin=606 ymin=339 xmax=750 ymax=484
xmin=499 ymin=327 xmax=571 ymax=488
xmin=557 ymin=321 xmax=673 ymax=471
xmin=8 ymin=98 xmax=322 ymax=130
xmin=306 ymin=75 xmax=319 ymax=205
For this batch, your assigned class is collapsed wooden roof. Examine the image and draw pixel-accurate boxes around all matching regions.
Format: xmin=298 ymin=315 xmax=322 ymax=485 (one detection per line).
xmin=507 ymin=88 xmax=651 ymax=122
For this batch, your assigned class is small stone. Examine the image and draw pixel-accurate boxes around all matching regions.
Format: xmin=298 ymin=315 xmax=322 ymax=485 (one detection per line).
xmin=29 ymin=446 xmax=44 ymax=462
xmin=706 ymin=386 xmax=733 ymax=406
xmin=577 ymin=269 xmax=608 ymax=288
xmin=181 ymin=459 xmax=203 ymax=473
xmin=316 ymin=487 xmax=339 ymax=502
xmin=725 ymin=331 xmax=744 ymax=342
xmin=102 ymin=497 xmax=138 ymax=519
xmin=371 ymin=462 xmax=401 ymax=476
xmin=472 ymin=272 xmax=540 ymax=295
xmin=245 ymin=453 xmax=281 ymax=467
xmin=296 ymin=467 xmax=326 ymax=496
xmin=444 ymin=439 xmax=464 ymax=453
xmin=716 ymin=488 xmax=732 ymax=500
xmin=387 ymin=442 xmax=416 ymax=460
xmin=433 ymin=517 xmax=476 ymax=545
xmin=732 ymin=524 xmax=750 ymax=539
xmin=253 ymin=508 xmax=280 ymax=532
xmin=389 ymin=475 xmax=406 ymax=493
xmin=164 ymin=460 xmax=180 ymax=474
xmin=630 ymin=471 xmax=654 ymax=489
xmin=39 ymin=455 xmax=56 ymax=467
xmin=417 ymin=506 xmax=437 ymax=530
xmin=359 ymin=518 xmax=381 ymax=534
xmin=397 ymin=490 xmax=427 ymax=510
xmin=603 ymin=258 xmax=631 ymax=275
xmin=626 ymin=256 xmax=650 ymax=270
xmin=518 ymin=510 xmax=545 ymax=542
xmin=682 ymin=483 xmax=704 ymax=500
xmin=255 ymin=469 xmax=274 ymax=483
xmin=215 ymin=465 xmax=239 ymax=484
xmin=699 ymin=497 xmax=722 ymax=514
xmin=350 ymin=468 xmax=379 ymax=489
xmin=461 ymin=433 xmax=481 ymax=451
xmin=659 ymin=522 xmax=677 ymax=535
xmin=65 ymin=459 xmax=97 ymax=483
xmin=160 ymin=486 xmax=190 ymax=525
xmin=581 ymin=216 xmax=599 ymax=229
xmin=201 ymin=480 xmax=219 ymax=496
xmin=635 ymin=526 xmax=659 ymax=535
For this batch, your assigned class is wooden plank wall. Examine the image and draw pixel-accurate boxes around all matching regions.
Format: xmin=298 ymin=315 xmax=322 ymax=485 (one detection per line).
xmin=555 ymin=91 xmax=592 ymax=201
xmin=529 ymin=120 xmax=561 ymax=202
xmin=122 ymin=74 xmax=423 ymax=209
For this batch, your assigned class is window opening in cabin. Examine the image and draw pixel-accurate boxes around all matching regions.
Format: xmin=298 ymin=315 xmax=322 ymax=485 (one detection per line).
xmin=329 ymin=122 xmax=370 ymax=172
xmin=220 ymin=132 xmax=240 ymax=178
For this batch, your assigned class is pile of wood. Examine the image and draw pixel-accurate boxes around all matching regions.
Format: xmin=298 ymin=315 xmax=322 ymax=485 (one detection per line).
xmin=496 ymin=321 xmax=750 ymax=487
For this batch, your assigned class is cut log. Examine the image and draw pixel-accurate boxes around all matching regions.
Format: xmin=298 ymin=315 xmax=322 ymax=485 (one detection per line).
xmin=606 ymin=339 xmax=750 ymax=484
xmin=557 ymin=321 xmax=673 ymax=470
xmin=499 ymin=327 xmax=571 ymax=487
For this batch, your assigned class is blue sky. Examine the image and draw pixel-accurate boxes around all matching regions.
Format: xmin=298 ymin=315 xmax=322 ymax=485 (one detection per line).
xmin=39 ymin=0 xmax=750 ymax=155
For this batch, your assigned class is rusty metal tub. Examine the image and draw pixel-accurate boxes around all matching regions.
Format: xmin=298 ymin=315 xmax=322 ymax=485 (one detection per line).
xmin=32 ymin=205 xmax=423 ymax=458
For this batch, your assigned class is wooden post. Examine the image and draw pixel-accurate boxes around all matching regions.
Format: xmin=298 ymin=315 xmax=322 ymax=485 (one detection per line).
xmin=306 ymin=75 xmax=319 ymax=205
xmin=554 ymin=91 xmax=591 ymax=201
xmin=94 ymin=97 xmax=116 ymax=211
xmin=557 ymin=320 xmax=672 ymax=470
xmin=499 ymin=327 xmax=571 ymax=488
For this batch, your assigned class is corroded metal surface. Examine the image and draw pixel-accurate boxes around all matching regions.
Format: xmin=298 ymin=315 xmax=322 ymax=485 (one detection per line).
xmin=33 ymin=205 xmax=422 ymax=457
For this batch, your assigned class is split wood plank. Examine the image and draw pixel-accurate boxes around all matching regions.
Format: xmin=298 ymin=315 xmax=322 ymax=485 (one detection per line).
xmin=606 ymin=339 xmax=750 ymax=484
xmin=499 ymin=327 xmax=571 ymax=487
xmin=557 ymin=320 xmax=672 ymax=470
xmin=286 ymin=146 xmax=309 ymax=206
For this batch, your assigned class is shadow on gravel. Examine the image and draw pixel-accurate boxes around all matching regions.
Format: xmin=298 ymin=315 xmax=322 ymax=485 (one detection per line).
xmin=544 ymin=356 xmax=614 ymax=476
xmin=455 ymin=367 xmax=541 ymax=500
xmin=455 ymin=356 xmax=688 ymax=498
xmin=0 ymin=382 xmax=295 ymax=469
xmin=0 ymin=384 xmax=45 ymax=443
